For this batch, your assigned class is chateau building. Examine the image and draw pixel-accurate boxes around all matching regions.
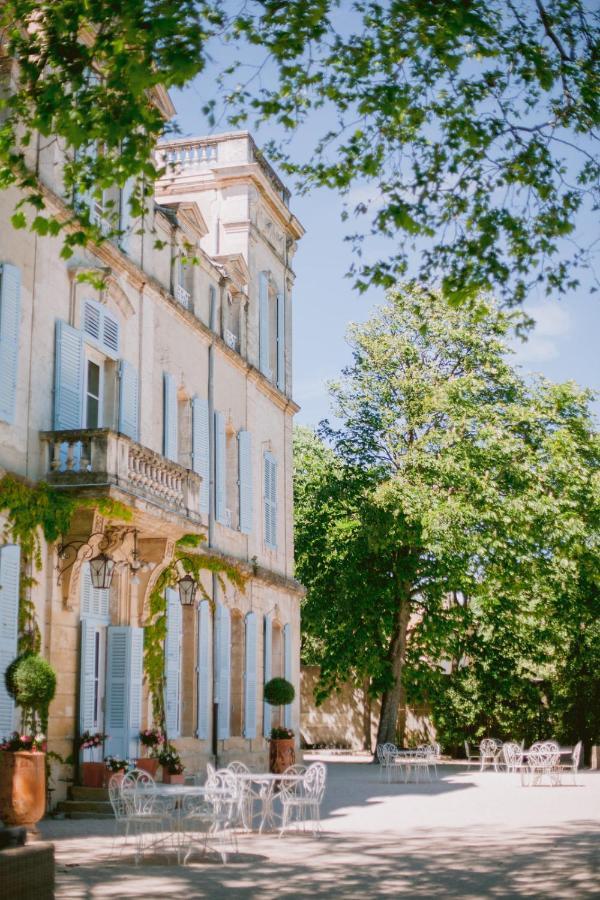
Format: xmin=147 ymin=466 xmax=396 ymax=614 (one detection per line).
xmin=0 ymin=95 xmax=304 ymax=793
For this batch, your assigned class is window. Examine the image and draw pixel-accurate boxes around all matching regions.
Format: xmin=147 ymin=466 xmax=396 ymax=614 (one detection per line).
xmin=175 ymin=254 xmax=193 ymax=309
xmin=85 ymin=359 xmax=101 ymax=428
xmin=258 ymin=272 xmax=285 ymax=389
xmin=0 ymin=263 xmax=21 ymax=425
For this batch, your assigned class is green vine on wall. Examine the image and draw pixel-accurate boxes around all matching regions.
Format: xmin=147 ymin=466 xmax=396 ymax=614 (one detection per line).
xmin=143 ymin=534 xmax=247 ymax=731
xmin=0 ymin=473 xmax=131 ymax=652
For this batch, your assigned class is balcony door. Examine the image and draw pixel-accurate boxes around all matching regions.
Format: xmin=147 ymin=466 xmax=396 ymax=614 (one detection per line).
xmin=84 ymin=350 xmax=104 ymax=429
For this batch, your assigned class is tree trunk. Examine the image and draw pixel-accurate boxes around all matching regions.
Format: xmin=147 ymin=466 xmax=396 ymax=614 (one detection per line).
xmin=376 ymin=597 xmax=411 ymax=745
xmin=362 ymin=676 xmax=373 ymax=753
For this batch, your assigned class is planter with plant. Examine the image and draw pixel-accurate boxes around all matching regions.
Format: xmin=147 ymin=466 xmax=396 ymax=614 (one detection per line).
xmin=78 ymin=731 xmax=108 ymax=787
xmin=135 ymin=727 xmax=164 ymax=777
xmin=157 ymin=745 xmax=185 ymax=784
xmin=104 ymin=756 xmax=129 ymax=785
xmin=263 ymin=678 xmax=296 ymax=773
xmin=0 ymin=652 xmax=56 ymax=826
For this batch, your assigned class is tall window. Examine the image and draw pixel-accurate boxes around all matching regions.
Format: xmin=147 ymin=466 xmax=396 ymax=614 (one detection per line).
xmin=85 ymin=359 xmax=101 ymax=428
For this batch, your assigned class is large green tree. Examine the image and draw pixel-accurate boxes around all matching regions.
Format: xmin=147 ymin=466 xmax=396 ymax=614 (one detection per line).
xmin=294 ymin=286 xmax=599 ymax=747
xmin=1 ymin=2 xmax=598 ymax=304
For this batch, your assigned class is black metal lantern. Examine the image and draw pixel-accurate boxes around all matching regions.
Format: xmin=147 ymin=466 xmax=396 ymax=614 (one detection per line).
xmin=178 ymin=573 xmax=197 ymax=607
xmin=89 ymin=553 xmax=115 ymax=590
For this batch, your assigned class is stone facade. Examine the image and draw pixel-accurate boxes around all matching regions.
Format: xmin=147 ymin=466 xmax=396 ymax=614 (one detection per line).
xmin=0 ymin=120 xmax=304 ymax=798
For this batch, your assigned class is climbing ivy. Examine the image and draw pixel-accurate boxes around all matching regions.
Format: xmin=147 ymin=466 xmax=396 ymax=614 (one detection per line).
xmin=0 ymin=474 xmax=131 ymax=651
xmin=143 ymin=535 xmax=247 ymax=730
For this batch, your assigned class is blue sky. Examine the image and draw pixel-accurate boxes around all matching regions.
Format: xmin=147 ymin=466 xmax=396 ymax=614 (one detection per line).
xmin=173 ymin=76 xmax=600 ymax=428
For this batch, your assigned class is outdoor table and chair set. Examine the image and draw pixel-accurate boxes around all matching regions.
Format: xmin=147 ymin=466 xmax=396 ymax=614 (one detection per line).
xmin=107 ymin=760 xmax=327 ymax=866
xmin=465 ymin=737 xmax=582 ymax=786
xmin=376 ymin=743 xmax=442 ymax=783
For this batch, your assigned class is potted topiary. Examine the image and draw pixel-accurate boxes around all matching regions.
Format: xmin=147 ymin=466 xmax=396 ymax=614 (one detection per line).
xmin=157 ymin=745 xmax=185 ymax=784
xmin=78 ymin=731 xmax=108 ymax=787
xmin=0 ymin=652 xmax=56 ymax=827
xmin=263 ymin=677 xmax=296 ymax=773
xmin=136 ymin=727 xmax=164 ymax=778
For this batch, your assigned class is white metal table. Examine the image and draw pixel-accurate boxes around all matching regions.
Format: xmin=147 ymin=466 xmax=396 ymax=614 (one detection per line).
xmin=232 ymin=772 xmax=304 ymax=833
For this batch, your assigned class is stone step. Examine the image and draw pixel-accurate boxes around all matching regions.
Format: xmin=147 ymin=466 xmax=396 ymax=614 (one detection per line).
xmin=69 ymin=786 xmax=109 ymax=802
xmin=56 ymin=799 xmax=114 ymax=818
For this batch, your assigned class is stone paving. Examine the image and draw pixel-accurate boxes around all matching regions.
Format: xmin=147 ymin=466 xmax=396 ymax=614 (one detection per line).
xmin=38 ymin=757 xmax=600 ymax=899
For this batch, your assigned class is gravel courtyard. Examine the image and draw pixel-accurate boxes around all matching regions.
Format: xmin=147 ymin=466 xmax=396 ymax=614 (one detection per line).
xmin=38 ymin=758 xmax=600 ymax=899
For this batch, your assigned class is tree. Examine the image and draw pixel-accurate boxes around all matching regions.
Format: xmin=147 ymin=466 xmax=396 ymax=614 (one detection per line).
xmin=1 ymin=2 xmax=599 ymax=304
xmin=294 ymin=285 xmax=599 ymax=746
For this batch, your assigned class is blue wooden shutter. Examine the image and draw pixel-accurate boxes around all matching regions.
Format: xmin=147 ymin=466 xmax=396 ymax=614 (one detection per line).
xmin=264 ymin=452 xmax=277 ymax=548
xmin=244 ymin=612 xmax=258 ymax=738
xmin=259 ymin=270 xmax=271 ymax=378
xmin=214 ymin=410 xmax=226 ymax=524
xmin=105 ymin=626 xmax=129 ymax=758
xmin=196 ymin=599 xmax=211 ymax=740
xmin=79 ymin=619 xmax=97 ymax=733
xmin=0 ymin=263 xmax=21 ymax=424
xmin=163 ymin=372 xmax=178 ymax=461
xmin=0 ymin=545 xmax=20 ymax=738
xmin=276 ymin=291 xmax=285 ymax=392
xmin=128 ymin=627 xmax=144 ymax=759
xmin=165 ymin=587 xmax=182 ymax=739
xmin=102 ymin=310 xmax=120 ymax=356
xmin=263 ymin=613 xmax=272 ymax=738
xmin=118 ymin=360 xmax=139 ymax=441
xmin=215 ymin=603 xmax=231 ymax=740
xmin=105 ymin=626 xmax=143 ymax=758
xmin=192 ymin=397 xmax=210 ymax=514
xmin=81 ymin=300 xmax=119 ymax=356
xmin=80 ymin=562 xmax=110 ymax=622
xmin=238 ymin=430 xmax=252 ymax=534
xmin=283 ymin=623 xmax=293 ymax=728
xmin=54 ymin=320 xmax=84 ymax=430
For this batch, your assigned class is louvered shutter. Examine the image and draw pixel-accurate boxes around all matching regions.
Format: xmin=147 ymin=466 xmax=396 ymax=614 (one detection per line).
xmin=165 ymin=587 xmax=182 ymax=738
xmin=283 ymin=623 xmax=293 ymax=728
xmin=0 ymin=263 xmax=21 ymax=424
xmin=105 ymin=626 xmax=143 ymax=758
xmin=259 ymin=270 xmax=271 ymax=378
xmin=79 ymin=619 xmax=97 ymax=733
xmin=196 ymin=599 xmax=211 ymax=740
xmin=238 ymin=430 xmax=252 ymax=534
xmin=263 ymin=613 xmax=272 ymax=738
xmin=118 ymin=360 xmax=139 ymax=441
xmin=244 ymin=612 xmax=258 ymax=738
xmin=81 ymin=300 xmax=120 ymax=356
xmin=192 ymin=397 xmax=210 ymax=514
xmin=264 ymin=452 xmax=277 ymax=549
xmin=0 ymin=545 xmax=20 ymax=739
xmin=80 ymin=562 xmax=110 ymax=622
xmin=215 ymin=603 xmax=231 ymax=740
xmin=276 ymin=292 xmax=285 ymax=392
xmin=127 ymin=627 xmax=144 ymax=758
xmin=214 ymin=410 xmax=226 ymax=524
xmin=163 ymin=372 xmax=178 ymax=461
xmin=54 ymin=320 xmax=84 ymax=430
xmin=105 ymin=626 xmax=129 ymax=757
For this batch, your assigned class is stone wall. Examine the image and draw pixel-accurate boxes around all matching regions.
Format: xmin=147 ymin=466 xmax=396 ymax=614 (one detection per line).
xmin=300 ymin=665 xmax=435 ymax=751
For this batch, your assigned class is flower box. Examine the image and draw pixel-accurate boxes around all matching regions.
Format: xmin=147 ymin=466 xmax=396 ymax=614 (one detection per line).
xmin=81 ymin=761 xmax=106 ymax=788
xmin=135 ymin=757 xmax=160 ymax=778
xmin=162 ymin=770 xmax=185 ymax=785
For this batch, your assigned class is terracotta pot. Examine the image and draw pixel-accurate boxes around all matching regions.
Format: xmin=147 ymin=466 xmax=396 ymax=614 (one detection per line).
xmin=105 ymin=769 xmax=125 ymax=787
xmin=162 ymin=770 xmax=185 ymax=784
xmin=135 ymin=757 xmax=160 ymax=778
xmin=81 ymin=761 xmax=106 ymax=788
xmin=269 ymin=738 xmax=296 ymax=774
xmin=0 ymin=751 xmax=46 ymax=827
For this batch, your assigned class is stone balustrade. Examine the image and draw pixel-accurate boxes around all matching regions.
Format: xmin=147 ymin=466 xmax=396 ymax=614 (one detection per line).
xmin=40 ymin=429 xmax=202 ymax=522
xmin=175 ymin=283 xmax=191 ymax=309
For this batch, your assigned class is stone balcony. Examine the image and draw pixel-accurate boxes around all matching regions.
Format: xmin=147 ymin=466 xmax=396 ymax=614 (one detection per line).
xmin=39 ymin=429 xmax=203 ymax=524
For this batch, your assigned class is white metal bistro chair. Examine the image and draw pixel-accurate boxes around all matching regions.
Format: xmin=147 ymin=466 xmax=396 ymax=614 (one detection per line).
xmin=522 ymin=741 xmax=561 ymax=787
xmin=279 ymin=762 xmax=327 ymax=837
xmin=479 ymin=738 xmax=502 ymax=772
xmin=555 ymin=740 xmax=582 ymax=785
xmin=464 ymin=740 xmax=480 ymax=765
xmin=227 ymin=760 xmax=255 ymax=830
xmin=181 ymin=771 xmax=239 ymax=864
xmin=501 ymin=742 xmax=523 ymax=773
xmin=376 ymin=742 xmax=397 ymax=781
xmin=120 ymin=768 xmax=175 ymax=863
xmin=107 ymin=774 xmax=130 ymax=853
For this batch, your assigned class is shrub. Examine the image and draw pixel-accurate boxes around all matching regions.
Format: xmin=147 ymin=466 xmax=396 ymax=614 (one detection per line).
xmin=263 ymin=677 xmax=295 ymax=706
xmin=5 ymin=653 xmax=56 ymax=733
